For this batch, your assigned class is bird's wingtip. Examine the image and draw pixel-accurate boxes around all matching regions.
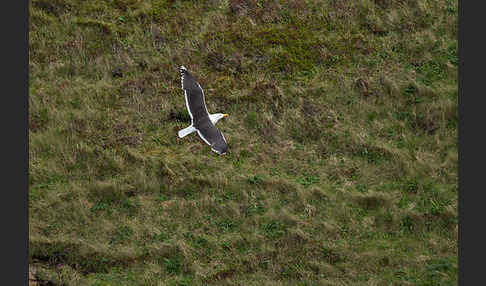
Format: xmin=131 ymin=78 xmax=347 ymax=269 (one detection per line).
xmin=212 ymin=149 xmax=227 ymax=155
xmin=180 ymin=66 xmax=186 ymax=89
xmin=211 ymin=143 xmax=228 ymax=155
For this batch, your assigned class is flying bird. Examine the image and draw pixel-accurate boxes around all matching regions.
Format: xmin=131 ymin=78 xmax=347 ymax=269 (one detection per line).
xmin=178 ymin=66 xmax=229 ymax=155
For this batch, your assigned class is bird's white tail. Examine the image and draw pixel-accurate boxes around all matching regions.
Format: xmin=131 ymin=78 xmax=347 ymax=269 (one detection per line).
xmin=178 ymin=125 xmax=196 ymax=138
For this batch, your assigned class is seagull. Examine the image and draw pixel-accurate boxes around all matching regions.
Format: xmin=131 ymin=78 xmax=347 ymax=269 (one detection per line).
xmin=178 ymin=66 xmax=229 ymax=155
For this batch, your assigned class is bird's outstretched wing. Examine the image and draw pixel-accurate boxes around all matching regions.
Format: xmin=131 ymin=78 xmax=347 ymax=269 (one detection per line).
xmin=195 ymin=118 xmax=228 ymax=155
xmin=180 ymin=66 xmax=209 ymax=123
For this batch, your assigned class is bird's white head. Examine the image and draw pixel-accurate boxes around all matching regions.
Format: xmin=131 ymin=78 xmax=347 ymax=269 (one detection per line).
xmin=209 ymin=113 xmax=229 ymax=124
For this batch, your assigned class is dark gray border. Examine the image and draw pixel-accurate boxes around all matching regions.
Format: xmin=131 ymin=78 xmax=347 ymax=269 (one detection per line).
xmin=0 ymin=1 xmax=29 ymax=285
xmin=458 ymin=0 xmax=477 ymax=285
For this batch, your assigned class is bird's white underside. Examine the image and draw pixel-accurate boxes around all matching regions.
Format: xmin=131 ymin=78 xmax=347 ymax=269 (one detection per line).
xmin=178 ymin=125 xmax=196 ymax=138
xmin=183 ymin=90 xmax=193 ymax=122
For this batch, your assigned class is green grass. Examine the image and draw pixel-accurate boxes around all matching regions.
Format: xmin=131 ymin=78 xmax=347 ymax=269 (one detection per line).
xmin=29 ymin=0 xmax=457 ymax=285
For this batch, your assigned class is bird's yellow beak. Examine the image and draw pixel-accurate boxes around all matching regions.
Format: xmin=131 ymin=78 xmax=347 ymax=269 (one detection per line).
xmin=223 ymin=114 xmax=229 ymax=117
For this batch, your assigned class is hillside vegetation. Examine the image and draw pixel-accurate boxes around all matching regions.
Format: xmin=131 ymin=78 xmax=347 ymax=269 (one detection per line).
xmin=29 ymin=0 xmax=458 ymax=285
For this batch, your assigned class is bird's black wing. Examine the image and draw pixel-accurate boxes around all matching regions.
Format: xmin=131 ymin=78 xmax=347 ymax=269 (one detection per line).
xmin=180 ymin=66 xmax=209 ymax=123
xmin=195 ymin=117 xmax=228 ymax=155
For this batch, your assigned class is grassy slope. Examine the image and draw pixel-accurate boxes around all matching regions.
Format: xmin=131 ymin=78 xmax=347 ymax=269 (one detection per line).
xmin=29 ymin=0 xmax=458 ymax=285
